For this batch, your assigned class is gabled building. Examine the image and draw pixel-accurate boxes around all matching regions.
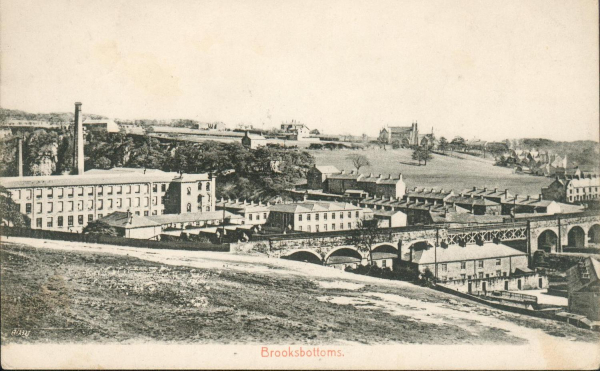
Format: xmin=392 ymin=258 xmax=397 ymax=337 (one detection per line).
xmin=446 ymin=194 xmax=501 ymax=215
xmin=1 ymin=168 xmax=216 ymax=232
xmin=378 ymin=122 xmax=419 ymax=146
xmin=241 ymin=131 xmax=267 ymax=149
xmin=307 ymin=165 xmax=340 ymax=190
xmin=215 ymin=198 xmax=270 ymax=225
xmin=567 ymin=257 xmax=600 ymax=320
xmin=542 ymin=175 xmax=600 ymax=203
xmin=82 ymin=119 xmax=120 ymax=133
xmin=97 ymin=211 xmax=162 ymax=239
xmin=266 ymin=201 xmax=370 ymax=233
xmin=324 ymin=170 xmax=406 ymax=199
xmin=280 ymin=121 xmax=310 ymax=140
xmin=401 ymin=242 xmax=529 ymax=282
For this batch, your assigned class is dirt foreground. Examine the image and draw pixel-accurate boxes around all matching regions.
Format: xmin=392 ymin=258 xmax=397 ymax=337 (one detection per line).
xmin=1 ymin=237 xmax=599 ymax=369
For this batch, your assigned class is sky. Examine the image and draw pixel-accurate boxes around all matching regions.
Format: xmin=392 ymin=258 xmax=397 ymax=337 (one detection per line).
xmin=1 ymin=0 xmax=598 ymax=141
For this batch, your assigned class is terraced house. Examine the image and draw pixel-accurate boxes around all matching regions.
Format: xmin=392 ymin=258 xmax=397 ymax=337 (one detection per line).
xmin=266 ymin=201 xmax=372 ymax=233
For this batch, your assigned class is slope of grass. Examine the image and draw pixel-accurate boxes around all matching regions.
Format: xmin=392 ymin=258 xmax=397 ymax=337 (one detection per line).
xmin=312 ymin=148 xmax=553 ymax=195
xmin=2 ymin=241 xmax=598 ymax=346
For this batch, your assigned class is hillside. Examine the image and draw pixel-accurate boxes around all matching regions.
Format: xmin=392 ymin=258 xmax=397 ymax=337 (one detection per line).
xmin=515 ymin=138 xmax=600 ymax=168
xmin=312 ymin=148 xmax=554 ymax=195
xmin=2 ymin=237 xmax=598 ymax=345
xmin=1 ymin=237 xmax=599 ymax=369
xmin=0 ymin=108 xmax=107 ymax=122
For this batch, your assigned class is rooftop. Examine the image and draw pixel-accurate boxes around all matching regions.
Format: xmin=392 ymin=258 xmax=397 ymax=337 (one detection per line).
xmin=314 ymin=165 xmax=340 ymax=174
xmin=0 ymin=168 xmax=210 ymax=188
xmin=147 ymin=210 xmax=242 ymax=224
xmin=268 ymin=201 xmax=363 ymax=213
xmin=409 ymin=242 xmax=526 ymax=265
xmin=99 ymin=211 xmax=160 ymax=228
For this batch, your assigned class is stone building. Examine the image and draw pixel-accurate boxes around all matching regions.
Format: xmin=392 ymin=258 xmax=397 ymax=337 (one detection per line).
xmin=307 ymin=165 xmax=340 ymax=190
xmin=241 ymin=131 xmax=267 ymax=149
xmin=1 ymin=168 xmax=216 ymax=232
xmin=266 ymin=201 xmax=370 ymax=233
xmin=401 ymin=241 xmax=529 ymax=282
xmin=82 ymin=119 xmax=120 ymax=133
xmin=215 ymin=198 xmax=270 ymax=226
xmin=542 ymin=175 xmax=600 ymax=204
xmin=378 ymin=122 xmax=419 ymax=146
xmin=280 ymin=121 xmax=311 ymax=140
xmin=567 ymin=257 xmax=600 ymax=320
xmin=97 ymin=211 xmax=162 ymax=239
xmin=324 ymin=170 xmax=406 ymax=199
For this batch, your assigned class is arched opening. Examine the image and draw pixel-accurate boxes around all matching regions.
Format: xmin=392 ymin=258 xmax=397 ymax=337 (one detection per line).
xmin=567 ymin=226 xmax=586 ymax=248
xmin=401 ymin=240 xmax=432 ymax=262
xmin=588 ymin=224 xmax=600 ymax=244
xmin=372 ymin=244 xmax=398 ymax=255
xmin=282 ymin=251 xmax=322 ymax=265
xmin=325 ymin=248 xmax=362 ymax=269
xmin=372 ymin=244 xmax=398 ymax=270
xmin=537 ymin=230 xmax=557 ymax=253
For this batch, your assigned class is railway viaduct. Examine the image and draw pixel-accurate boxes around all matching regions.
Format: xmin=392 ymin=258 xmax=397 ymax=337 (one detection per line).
xmin=231 ymin=211 xmax=600 ymax=266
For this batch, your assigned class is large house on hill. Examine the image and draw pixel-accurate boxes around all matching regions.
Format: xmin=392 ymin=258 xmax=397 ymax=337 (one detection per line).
xmin=378 ymin=122 xmax=419 ymax=146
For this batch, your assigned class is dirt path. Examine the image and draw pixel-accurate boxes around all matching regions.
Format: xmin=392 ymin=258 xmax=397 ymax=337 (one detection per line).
xmin=2 ymin=237 xmax=600 ymax=368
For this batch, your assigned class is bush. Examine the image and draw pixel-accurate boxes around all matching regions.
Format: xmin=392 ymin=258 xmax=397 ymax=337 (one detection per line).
xmin=345 ymin=262 xmax=418 ymax=282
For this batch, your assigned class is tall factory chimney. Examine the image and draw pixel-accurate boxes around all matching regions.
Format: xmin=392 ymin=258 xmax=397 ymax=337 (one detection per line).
xmin=17 ymin=136 xmax=23 ymax=177
xmin=72 ymin=102 xmax=84 ymax=175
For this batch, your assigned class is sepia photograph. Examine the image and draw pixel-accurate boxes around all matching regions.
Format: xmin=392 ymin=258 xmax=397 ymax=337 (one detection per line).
xmin=0 ymin=0 xmax=599 ymax=369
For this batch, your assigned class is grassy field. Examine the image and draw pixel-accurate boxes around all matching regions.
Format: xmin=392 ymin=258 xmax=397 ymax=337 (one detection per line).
xmin=311 ymin=148 xmax=552 ymax=195
xmin=2 ymin=238 xmax=598 ymax=347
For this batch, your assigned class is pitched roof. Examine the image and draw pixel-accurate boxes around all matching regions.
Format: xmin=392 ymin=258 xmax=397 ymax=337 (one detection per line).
xmin=407 ymin=187 xmax=453 ymax=200
xmin=99 ymin=211 xmax=160 ymax=228
xmin=567 ymin=257 xmax=600 ymax=293
xmin=327 ymin=256 xmax=361 ymax=264
xmin=268 ymin=201 xmax=362 ymax=213
xmin=327 ymin=172 xmax=363 ymax=180
xmin=0 ymin=168 xmax=207 ymax=188
xmin=147 ymin=211 xmax=241 ymax=224
xmin=388 ymin=126 xmax=413 ymax=133
xmin=314 ymin=165 xmax=340 ymax=174
xmin=447 ymin=196 xmax=500 ymax=206
xmin=410 ymin=242 xmax=526 ymax=265
xmin=567 ymin=177 xmax=600 ymax=188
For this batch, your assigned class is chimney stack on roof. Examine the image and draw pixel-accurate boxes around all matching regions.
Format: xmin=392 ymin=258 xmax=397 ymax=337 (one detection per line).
xmin=473 ymin=186 xmax=477 ymax=191
xmin=539 ymin=194 xmax=542 ymax=201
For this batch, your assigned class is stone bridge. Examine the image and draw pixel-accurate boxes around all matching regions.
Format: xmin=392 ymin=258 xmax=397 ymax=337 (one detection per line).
xmin=529 ymin=212 xmax=600 ymax=254
xmin=230 ymin=211 xmax=600 ymax=265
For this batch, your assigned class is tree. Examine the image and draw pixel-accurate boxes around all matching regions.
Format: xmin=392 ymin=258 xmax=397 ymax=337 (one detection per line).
xmin=438 ymin=137 xmax=448 ymax=153
xmin=450 ymin=136 xmax=465 ymax=152
xmin=83 ymin=220 xmax=119 ymax=236
xmin=346 ymin=153 xmax=370 ymax=171
xmin=0 ymin=185 xmax=30 ymax=227
xmin=411 ymin=147 xmax=432 ymax=165
xmin=391 ymin=140 xmax=401 ymax=149
xmin=351 ymin=218 xmax=381 ymax=268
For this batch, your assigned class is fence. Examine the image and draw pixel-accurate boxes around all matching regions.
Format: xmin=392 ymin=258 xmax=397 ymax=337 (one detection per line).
xmin=490 ymin=290 xmax=538 ymax=303
xmin=0 ymin=226 xmax=230 ymax=252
